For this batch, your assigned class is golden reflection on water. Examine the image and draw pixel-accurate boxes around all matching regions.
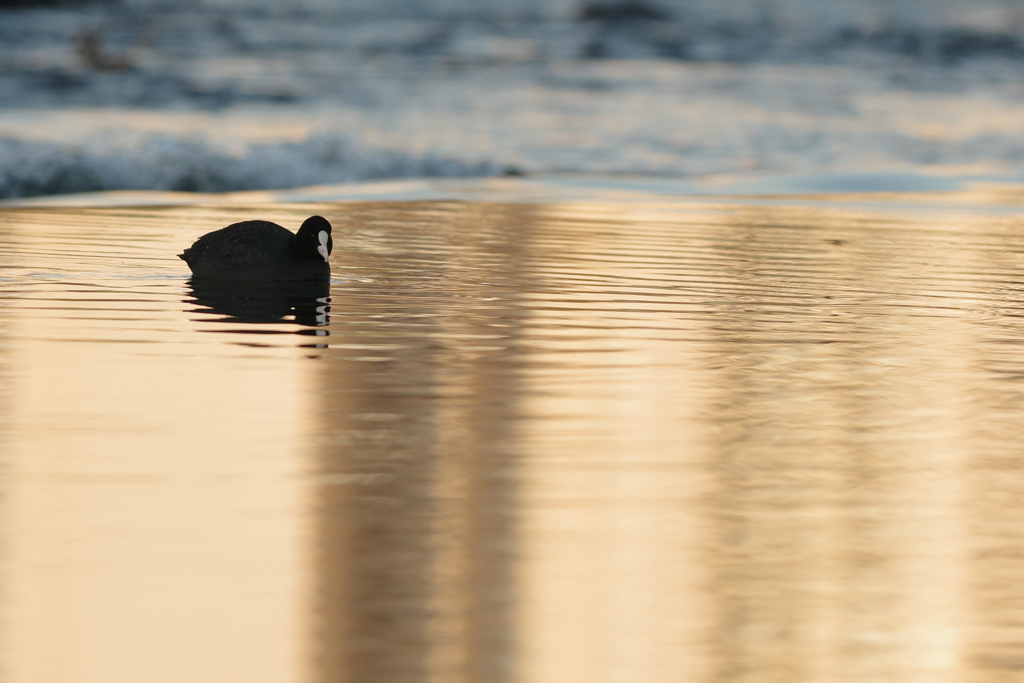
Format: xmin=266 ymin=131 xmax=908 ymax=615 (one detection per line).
xmin=1 ymin=208 xmax=317 ymax=683
xmin=2 ymin=198 xmax=1024 ymax=683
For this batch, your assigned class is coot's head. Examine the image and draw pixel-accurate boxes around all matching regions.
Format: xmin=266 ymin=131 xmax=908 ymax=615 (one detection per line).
xmin=294 ymin=215 xmax=333 ymax=262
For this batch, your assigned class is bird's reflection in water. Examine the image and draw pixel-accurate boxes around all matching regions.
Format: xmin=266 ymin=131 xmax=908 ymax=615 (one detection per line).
xmin=185 ymin=279 xmax=331 ymax=347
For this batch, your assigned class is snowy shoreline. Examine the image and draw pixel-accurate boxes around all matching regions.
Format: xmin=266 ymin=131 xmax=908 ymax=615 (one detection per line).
xmin=5 ymin=2 xmax=1024 ymax=198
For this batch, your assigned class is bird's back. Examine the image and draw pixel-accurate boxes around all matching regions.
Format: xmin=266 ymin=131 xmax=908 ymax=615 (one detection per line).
xmin=179 ymin=220 xmax=298 ymax=280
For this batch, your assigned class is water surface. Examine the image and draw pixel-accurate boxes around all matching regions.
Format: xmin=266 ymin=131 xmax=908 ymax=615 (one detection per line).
xmin=2 ymin=198 xmax=1024 ymax=683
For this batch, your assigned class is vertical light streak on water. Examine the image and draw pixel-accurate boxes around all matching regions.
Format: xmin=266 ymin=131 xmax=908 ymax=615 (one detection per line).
xmin=310 ymin=203 xmax=532 ymax=683
xmin=513 ymin=202 xmax=718 ymax=683
xmin=694 ymin=207 xmax=974 ymax=683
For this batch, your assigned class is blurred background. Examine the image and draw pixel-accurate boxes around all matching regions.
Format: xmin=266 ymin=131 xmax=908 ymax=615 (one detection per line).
xmin=4 ymin=0 xmax=1024 ymax=198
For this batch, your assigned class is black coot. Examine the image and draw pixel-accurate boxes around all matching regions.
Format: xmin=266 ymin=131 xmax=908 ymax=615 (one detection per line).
xmin=179 ymin=215 xmax=333 ymax=282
